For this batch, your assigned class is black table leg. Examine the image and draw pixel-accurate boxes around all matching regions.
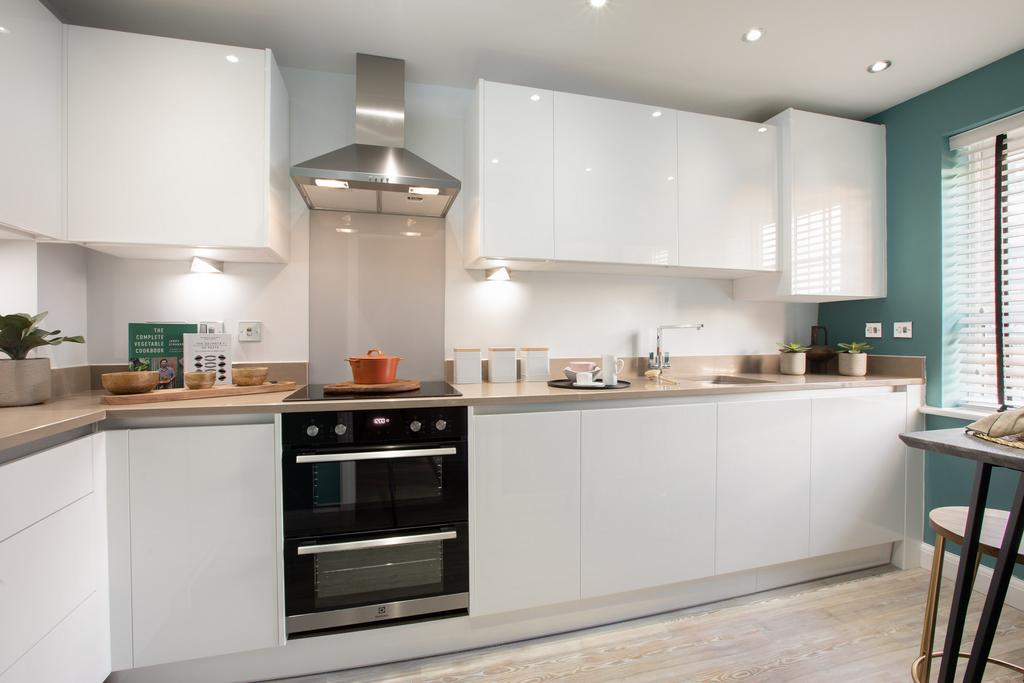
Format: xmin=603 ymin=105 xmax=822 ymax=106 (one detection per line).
xmin=962 ymin=472 xmax=1024 ymax=681
xmin=937 ymin=461 xmax=992 ymax=683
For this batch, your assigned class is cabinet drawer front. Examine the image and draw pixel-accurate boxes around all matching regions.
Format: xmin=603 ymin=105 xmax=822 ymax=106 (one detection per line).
xmin=0 ymin=436 xmax=93 ymax=542
xmin=0 ymin=590 xmax=109 ymax=683
xmin=0 ymin=495 xmax=98 ymax=674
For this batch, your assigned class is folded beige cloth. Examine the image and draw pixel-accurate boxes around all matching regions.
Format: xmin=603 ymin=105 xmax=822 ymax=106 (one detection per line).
xmin=967 ymin=407 xmax=1024 ymax=439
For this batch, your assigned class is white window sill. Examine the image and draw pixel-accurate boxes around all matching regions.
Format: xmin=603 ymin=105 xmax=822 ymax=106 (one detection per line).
xmin=919 ymin=405 xmax=990 ymax=421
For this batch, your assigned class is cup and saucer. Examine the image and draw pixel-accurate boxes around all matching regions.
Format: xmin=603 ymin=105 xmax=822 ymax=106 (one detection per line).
xmin=564 ymin=362 xmax=604 ymax=387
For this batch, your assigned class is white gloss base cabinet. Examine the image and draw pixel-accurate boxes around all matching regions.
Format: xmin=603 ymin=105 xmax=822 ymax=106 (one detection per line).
xmin=581 ymin=404 xmax=716 ymax=598
xmin=471 ymin=411 xmax=582 ymax=616
xmin=0 ymin=0 xmax=63 ymax=239
xmin=734 ymin=108 xmax=887 ymax=302
xmin=126 ymin=425 xmax=279 ymax=668
xmin=809 ymin=394 xmax=908 ymax=555
xmin=0 ymin=435 xmax=110 ymax=683
xmin=716 ymin=399 xmax=813 ymax=574
xmin=65 ymin=26 xmax=290 ymax=263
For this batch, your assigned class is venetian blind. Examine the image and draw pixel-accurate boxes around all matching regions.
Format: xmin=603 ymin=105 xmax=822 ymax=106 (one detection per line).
xmin=947 ymin=114 xmax=1024 ymax=409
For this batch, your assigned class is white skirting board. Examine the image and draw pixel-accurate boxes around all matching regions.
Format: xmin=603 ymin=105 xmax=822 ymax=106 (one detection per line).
xmin=109 ymin=544 xmax=893 ymax=683
xmin=919 ymin=542 xmax=1024 ymax=611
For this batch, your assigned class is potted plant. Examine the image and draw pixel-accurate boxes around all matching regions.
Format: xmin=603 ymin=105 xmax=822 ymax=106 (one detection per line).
xmin=0 ymin=312 xmax=84 ymax=407
xmin=777 ymin=342 xmax=809 ymax=375
xmin=837 ymin=341 xmax=873 ymax=377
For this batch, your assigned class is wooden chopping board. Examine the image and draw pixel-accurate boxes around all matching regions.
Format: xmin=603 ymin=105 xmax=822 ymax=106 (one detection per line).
xmin=324 ymin=379 xmax=421 ymax=394
xmin=102 ymin=381 xmax=297 ymax=405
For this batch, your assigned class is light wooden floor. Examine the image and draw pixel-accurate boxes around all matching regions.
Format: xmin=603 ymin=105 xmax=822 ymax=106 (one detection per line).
xmin=276 ymin=567 xmax=1024 ymax=682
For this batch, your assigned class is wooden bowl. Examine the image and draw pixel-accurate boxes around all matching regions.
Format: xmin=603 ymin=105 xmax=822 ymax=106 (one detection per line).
xmin=102 ymin=371 xmax=158 ymax=395
xmin=233 ymin=366 xmax=269 ymax=386
xmin=184 ymin=371 xmax=217 ymax=389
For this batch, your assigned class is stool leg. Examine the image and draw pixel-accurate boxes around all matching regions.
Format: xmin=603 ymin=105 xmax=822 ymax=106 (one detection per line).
xmin=919 ymin=535 xmax=946 ymax=682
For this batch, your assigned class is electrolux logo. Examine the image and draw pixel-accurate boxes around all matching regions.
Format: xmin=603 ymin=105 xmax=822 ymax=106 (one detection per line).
xmin=375 ymin=605 xmax=389 ymax=618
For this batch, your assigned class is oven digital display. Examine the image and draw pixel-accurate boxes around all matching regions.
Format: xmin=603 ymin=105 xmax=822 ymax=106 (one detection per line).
xmin=371 ymin=416 xmax=390 ymax=426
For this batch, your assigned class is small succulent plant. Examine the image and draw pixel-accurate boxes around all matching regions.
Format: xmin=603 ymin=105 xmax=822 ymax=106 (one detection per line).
xmin=777 ymin=342 xmax=810 ymax=353
xmin=837 ymin=342 xmax=873 ymax=354
xmin=0 ymin=312 xmax=84 ymax=361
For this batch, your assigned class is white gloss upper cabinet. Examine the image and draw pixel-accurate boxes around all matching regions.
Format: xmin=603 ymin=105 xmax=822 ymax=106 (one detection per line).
xmin=127 ymin=424 xmax=279 ymax=667
xmin=735 ymin=108 xmax=886 ymax=302
xmin=678 ymin=113 xmax=778 ymax=271
xmin=470 ymin=80 xmax=554 ymax=260
xmin=66 ymin=26 xmax=290 ymax=262
xmin=553 ymin=92 xmax=678 ymax=265
xmin=809 ymin=393 xmax=907 ymax=556
xmin=0 ymin=0 xmax=63 ymax=239
xmin=471 ymin=410 xmax=581 ymax=616
xmin=580 ymin=404 xmax=716 ymax=598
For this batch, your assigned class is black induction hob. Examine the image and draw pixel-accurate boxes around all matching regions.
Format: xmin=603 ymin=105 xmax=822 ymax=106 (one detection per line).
xmin=283 ymin=381 xmax=462 ymax=402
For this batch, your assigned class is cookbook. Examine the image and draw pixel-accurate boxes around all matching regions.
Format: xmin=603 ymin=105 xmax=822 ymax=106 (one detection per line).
xmin=128 ymin=323 xmax=198 ymax=390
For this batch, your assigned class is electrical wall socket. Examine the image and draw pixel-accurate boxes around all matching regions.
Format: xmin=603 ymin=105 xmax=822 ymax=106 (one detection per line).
xmin=238 ymin=321 xmax=262 ymax=342
xmin=865 ymin=322 xmax=882 ymax=338
xmin=894 ymin=321 xmax=913 ymax=338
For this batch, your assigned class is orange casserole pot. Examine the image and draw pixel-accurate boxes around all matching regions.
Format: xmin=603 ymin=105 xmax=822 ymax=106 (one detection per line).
xmin=347 ymin=348 xmax=401 ymax=384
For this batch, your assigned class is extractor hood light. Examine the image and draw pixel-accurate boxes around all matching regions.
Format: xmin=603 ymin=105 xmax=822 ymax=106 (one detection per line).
xmin=867 ymin=60 xmax=892 ymax=73
xmin=315 ymin=178 xmax=349 ymax=189
xmin=742 ymin=27 xmax=765 ymax=43
xmin=336 ymin=228 xmax=356 ymax=233
xmin=408 ymin=186 xmax=440 ymax=196
xmin=486 ymin=267 xmax=512 ymax=281
xmin=401 ymin=231 xmax=422 ymax=237
xmin=190 ymin=256 xmax=224 ymax=273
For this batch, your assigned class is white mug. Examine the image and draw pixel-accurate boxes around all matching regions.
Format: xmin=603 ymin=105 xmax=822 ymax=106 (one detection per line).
xmin=602 ymin=355 xmax=625 ymax=385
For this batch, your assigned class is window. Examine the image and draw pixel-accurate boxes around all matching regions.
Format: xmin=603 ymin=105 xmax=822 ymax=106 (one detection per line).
xmin=946 ymin=112 xmax=1024 ymax=409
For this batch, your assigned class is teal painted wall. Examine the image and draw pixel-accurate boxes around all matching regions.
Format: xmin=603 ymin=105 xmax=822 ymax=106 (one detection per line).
xmin=818 ymin=49 xmax=1024 ymax=568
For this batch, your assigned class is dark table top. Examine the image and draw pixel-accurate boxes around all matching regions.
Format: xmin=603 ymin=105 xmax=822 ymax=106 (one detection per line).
xmin=901 ymin=428 xmax=1024 ymax=471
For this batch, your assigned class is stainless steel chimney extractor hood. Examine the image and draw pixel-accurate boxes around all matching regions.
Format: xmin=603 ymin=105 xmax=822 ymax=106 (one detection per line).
xmin=290 ymin=54 xmax=461 ymax=218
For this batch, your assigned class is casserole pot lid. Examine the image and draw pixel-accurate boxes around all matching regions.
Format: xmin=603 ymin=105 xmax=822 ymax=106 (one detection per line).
xmin=347 ymin=348 xmax=401 ymax=361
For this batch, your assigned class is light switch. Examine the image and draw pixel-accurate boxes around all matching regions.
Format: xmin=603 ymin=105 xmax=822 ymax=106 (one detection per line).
xmin=894 ymin=321 xmax=912 ymax=338
xmin=238 ymin=321 xmax=262 ymax=342
xmin=865 ymin=322 xmax=882 ymax=338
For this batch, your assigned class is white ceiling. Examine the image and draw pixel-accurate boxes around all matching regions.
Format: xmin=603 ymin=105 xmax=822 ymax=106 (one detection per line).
xmin=44 ymin=0 xmax=1024 ymax=121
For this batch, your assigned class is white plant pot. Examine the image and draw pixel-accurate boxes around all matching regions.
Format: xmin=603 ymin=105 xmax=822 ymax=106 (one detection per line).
xmin=0 ymin=358 xmax=52 ymax=406
xmin=779 ymin=352 xmax=806 ymax=375
xmin=838 ymin=353 xmax=868 ymax=377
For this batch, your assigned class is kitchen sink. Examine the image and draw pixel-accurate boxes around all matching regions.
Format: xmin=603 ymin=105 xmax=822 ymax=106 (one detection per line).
xmin=683 ymin=375 xmax=776 ymax=385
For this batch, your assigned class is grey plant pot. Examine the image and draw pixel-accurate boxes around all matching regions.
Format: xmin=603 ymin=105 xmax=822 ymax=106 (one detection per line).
xmin=0 ymin=358 xmax=52 ymax=406
xmin=838 ymin=352 xmax=868 ymax=377
xmin=779 ymin=352 xmax=806 ymax=375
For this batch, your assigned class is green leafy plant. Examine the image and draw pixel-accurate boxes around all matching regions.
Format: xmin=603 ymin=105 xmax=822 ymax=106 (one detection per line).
xmin=0 ymin=312 xmax=84 ymax=361
xmin=837 ymin=341 xmax=873 ymax=354
xmin=777 ymin=342 xmax=810 ymax=353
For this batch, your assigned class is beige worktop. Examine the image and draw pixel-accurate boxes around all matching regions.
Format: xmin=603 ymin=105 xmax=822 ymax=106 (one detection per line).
xmin=0 ymin=371 xmax=924 ymax=453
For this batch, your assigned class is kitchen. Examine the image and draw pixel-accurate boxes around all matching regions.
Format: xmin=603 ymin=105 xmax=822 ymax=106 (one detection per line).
xmin=1 ymin=1 xmax=1023 ymax=681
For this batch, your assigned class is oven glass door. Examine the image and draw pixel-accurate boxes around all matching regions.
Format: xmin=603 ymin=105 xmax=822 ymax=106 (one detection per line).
xmin=284 ymin=523 xmax=468 ymax=621
xmin=283 ymin=443 xmax=467 ymax=537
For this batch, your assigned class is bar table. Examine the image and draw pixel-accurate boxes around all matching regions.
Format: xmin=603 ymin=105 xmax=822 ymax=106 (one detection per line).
xmin=900 ymin=428 xmax=1024 ymax=682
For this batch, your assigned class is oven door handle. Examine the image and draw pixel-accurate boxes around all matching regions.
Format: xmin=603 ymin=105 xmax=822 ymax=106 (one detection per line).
xmin=294 ymin=446 xmax=458 ymax=464
xmin=296 ymin=530 xmax=457 ymax=555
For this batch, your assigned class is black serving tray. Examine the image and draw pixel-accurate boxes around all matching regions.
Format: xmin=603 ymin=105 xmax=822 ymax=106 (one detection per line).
xmin=546 ymin=379 xmax=631 ymax=390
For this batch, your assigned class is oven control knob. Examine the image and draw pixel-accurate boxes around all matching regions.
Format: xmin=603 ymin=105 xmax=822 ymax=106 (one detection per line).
xmin=305 ymin=424 xmax=320 ymax=438
xmin=435 ymin=419 xmax=448 ymax=432
xmin=409 ymin=420 xmax=422 ymax=433
xmin=334 ymin=423 xmax=348 ymax=436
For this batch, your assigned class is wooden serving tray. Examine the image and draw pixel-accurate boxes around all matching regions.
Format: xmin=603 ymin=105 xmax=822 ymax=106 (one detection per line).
xmin=101 ymin=381 xmax=297 ymax=405
xmin=324 ymin=379 xmax=421 ymax=394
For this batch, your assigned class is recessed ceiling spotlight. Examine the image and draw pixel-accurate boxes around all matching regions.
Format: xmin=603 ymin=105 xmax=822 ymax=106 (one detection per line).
xmin=652 ymin=111 xmax=663 ymax=118
xmin=589 ymin=0 xmax=608 ymax=7
xmin=490 ymin=158 xmax=500 ymax=164
xmin=667 ymin=176 xmax=675 ymax=181
xmin=757 ymin=126 xmax=768 ymax=133
xmin=742 ymin=27 xmax=765 ymax=43
xmin=867 ymin=60 xmax=892 ymax=73
xmin=530 ymin=94 xmax=541 ymax=102
xmin=585 ymin=167 xmax=593 ymax=172
xmin=225 ymin=54 xmax=239 ymax=63
xmin=0 ymin=26 xmax=10 ymax=34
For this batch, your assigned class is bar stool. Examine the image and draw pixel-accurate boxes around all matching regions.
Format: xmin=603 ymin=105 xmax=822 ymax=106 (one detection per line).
xmin=915 ymin=506 xmax=1024 ymax=681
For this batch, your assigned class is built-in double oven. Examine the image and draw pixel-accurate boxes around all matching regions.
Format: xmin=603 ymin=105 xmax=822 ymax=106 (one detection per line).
xmin=281 ymin=406 xmax=468 ymax=636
